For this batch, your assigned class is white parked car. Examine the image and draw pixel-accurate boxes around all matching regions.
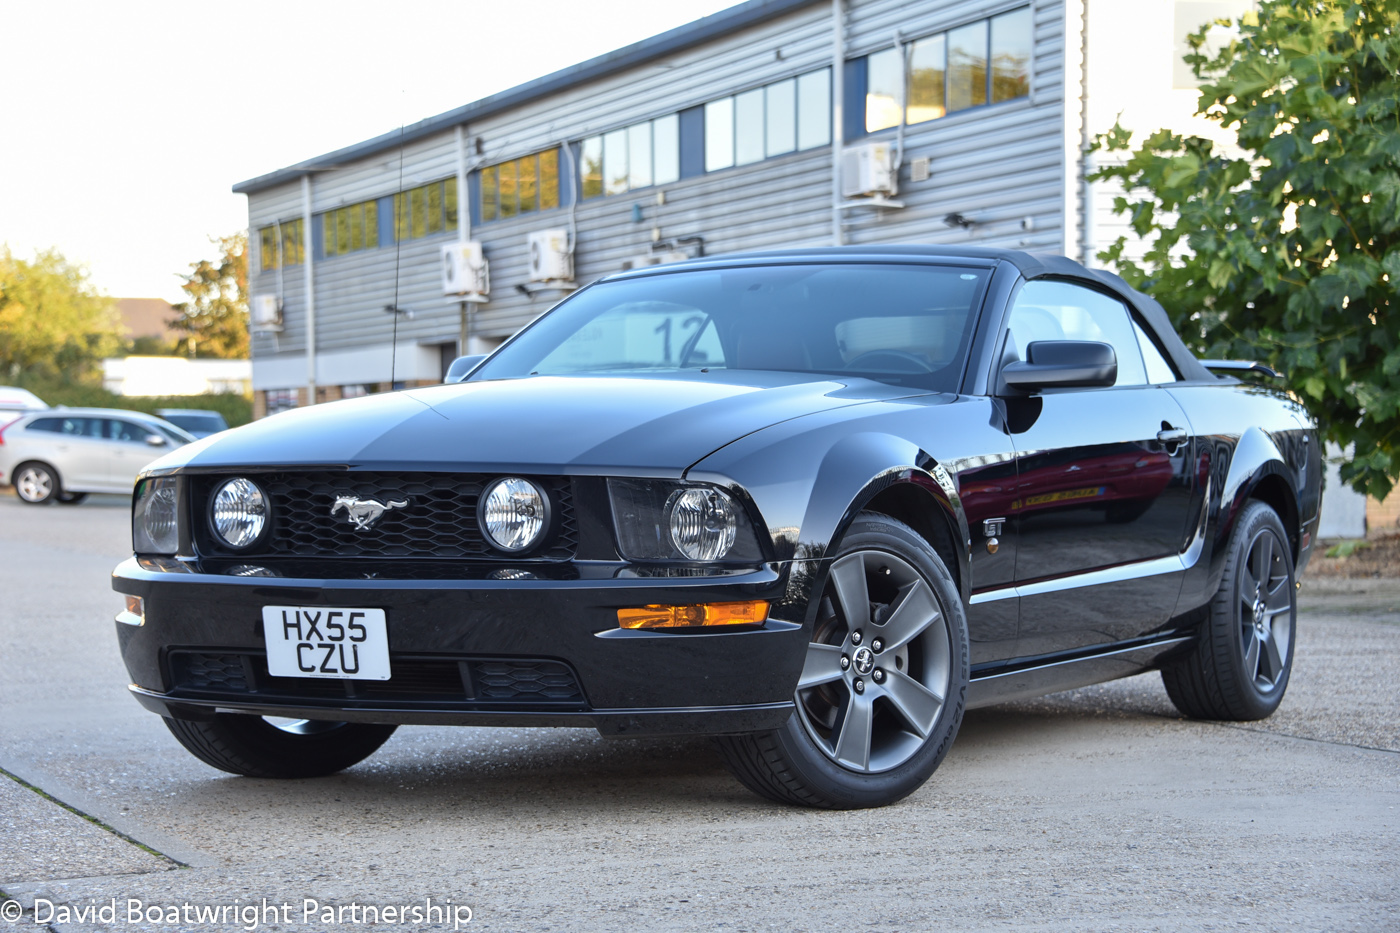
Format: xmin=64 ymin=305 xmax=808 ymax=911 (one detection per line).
xmin=0 ymin=386 xmax=49 ymax=429
xmin=0 ymin=408 xmax=195 ymax=504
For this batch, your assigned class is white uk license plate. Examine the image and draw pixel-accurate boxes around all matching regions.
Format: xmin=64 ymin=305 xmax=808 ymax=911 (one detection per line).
xmin=261 ymin=606 xmax=391 ymax=680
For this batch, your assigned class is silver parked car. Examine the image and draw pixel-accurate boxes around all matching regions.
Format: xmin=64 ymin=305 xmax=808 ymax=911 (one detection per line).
xmin=0 ymin=408 xmax=195 ymax=504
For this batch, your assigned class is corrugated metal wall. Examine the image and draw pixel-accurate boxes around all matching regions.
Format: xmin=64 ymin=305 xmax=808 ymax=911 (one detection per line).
xmin=245 ymin=0 xmax=1071 ymax=389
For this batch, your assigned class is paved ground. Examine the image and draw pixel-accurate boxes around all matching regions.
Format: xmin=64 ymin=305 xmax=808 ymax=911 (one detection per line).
xmin=0 ymin=489 xmax=1396 ymax=932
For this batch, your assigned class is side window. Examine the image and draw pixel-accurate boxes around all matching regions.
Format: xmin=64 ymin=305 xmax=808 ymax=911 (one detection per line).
xmin=49 ymin=417 xmax=103 ymax=437
xmin=25 ymin=418 xmax=61 ymax=433
xmin=1005 ymin=280 xmax=1149 ymax=387
xmin=1133 ymin=321 xmax=1178 ymax=384
xmin=108 ymin=420 xmax=148 ymax=443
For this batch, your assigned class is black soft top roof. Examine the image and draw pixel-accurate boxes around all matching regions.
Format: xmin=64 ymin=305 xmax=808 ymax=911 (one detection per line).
xmin=621 ymin=245 xmax=1215 ymax=383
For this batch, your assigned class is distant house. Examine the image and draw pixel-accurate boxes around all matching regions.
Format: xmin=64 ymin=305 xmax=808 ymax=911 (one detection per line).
xmin=102 ymin=356 xmax=252 ymax=397
xmin=116 ymin=298 xmax=182 ymax=344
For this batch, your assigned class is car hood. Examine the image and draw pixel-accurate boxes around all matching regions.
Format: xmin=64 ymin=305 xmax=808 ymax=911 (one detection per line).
xmin=155 ymin=373 xmax=927 ymax=475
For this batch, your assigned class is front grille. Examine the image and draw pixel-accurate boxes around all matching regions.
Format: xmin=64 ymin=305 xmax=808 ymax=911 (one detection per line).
xmin=167 ymin=651 xmax=586 ymax=708
xmin=193 ymin=472 xmax=576 ymax=560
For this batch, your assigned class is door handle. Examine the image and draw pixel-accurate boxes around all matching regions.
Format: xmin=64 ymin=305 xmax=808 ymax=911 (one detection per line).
xmin=1157 ymin=427 xmax=1188 ymax=445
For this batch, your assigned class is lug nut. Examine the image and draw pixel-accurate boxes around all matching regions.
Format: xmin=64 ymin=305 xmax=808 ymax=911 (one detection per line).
xmin=871 ymin=638 xmax=884 ymax=653
xmin=872 ymin=668 xmax=886 ymax=684
xmin=854 ymin=679 xmax=865 ymax=694
xmin=840 ymin=655 xmax=850 ymax=670
xmin=851 ymin=630 xmax=863 ymax=646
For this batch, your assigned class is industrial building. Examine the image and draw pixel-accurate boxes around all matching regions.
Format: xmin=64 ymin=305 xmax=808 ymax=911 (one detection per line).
xmin=234 ymin=0 xmax=1252 ymax=417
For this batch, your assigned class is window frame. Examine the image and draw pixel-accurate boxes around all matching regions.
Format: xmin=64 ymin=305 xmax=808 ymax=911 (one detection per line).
xmin=392 ymin=177 xmax=459 ymax=241
xmin=702 ymin=66 xmax=834 ymax=176
xmin=995 ymin=277 xmax=1157 ymax=394
xmin=474 ymin=146 xmax=565 ymax=223
xmin=853 ymin=4 xmax=1034 ymax=142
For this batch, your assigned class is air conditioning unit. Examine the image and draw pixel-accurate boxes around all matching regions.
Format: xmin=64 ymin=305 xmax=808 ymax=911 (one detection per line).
xmin=528 ymin=229 xmax=573 ymax=283
xmin=842 ymin=142 xmax=898 ymax=199
xmin=251 ymin=294 xmax=283 ymax=333
xmin=620 ymin=250 xmax=689 ymax=272
xmin=441 ymin=242 xmax=489 ymax=299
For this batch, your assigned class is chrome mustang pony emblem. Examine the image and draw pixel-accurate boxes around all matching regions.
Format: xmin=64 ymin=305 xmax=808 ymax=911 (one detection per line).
xmin=331 ymin=495 xmax=410 ymax=531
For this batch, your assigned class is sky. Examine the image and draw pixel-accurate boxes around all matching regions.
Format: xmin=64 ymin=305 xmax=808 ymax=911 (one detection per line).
xmin=2 ymin=0 xmax=739 ymax=303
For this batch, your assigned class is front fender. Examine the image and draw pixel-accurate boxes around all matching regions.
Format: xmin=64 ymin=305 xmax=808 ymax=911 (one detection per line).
xmin=689 ymin=430 xmax=971 ymax=605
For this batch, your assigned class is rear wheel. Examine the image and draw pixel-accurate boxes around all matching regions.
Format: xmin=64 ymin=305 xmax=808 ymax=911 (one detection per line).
xmin=163 ymin=714 xmax=396 ymax=778
xmin=1161 ymin=500 xmax=1296 ymax=720
xmin=14 ymin=463 xmax=59 ymax=504
xmin=717 ymin=512 xmax=968 ymax=808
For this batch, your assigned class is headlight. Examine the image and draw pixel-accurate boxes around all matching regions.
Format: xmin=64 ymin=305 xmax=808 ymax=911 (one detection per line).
xmin=210 ymin=477 xmax=267 ymax=549
xmin=667 ymin=488 xmax=738 ymax=560
xmin=133 ymin=477 xmax=180 ymax=555
xmin=479 ymin=477 xmax=549 ymax=552
xmin=608 ymin=479 xmax=764 ymax=562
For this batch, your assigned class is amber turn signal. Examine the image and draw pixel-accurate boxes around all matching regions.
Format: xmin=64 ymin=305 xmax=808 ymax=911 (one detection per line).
xmin=617 ymin=600 xmax=769 ymax=630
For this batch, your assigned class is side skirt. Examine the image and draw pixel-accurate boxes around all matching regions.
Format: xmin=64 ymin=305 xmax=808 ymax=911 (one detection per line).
xmin=966 ymin=635 xmax=1193 ymax=710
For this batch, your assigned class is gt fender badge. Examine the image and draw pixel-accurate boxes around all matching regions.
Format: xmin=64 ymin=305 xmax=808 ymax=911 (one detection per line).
xmin=331 ymin=495 xmax=410 ymax=531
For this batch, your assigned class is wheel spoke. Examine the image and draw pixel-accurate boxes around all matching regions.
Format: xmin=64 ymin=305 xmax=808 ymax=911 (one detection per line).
xmin=1243 ymin=630 xmax=1262 ymax=682
xmin=1261 ymin=627 xmax=1285 ymax=682
xmin=798 ymin=642 xmax=846 ymax=689
xmin=829 ymin=552 xmax=870 ymax=628
xmin=1252 ymin=533 xmax=1274 ymax=592
xmin=876 ymin=579 xmax=941 ymax=652
xmin=832 ymin=692 xmax=874 ymax=770
xmin=880 ymin=668 xmax=943 ymax=739
xmin=1265 ymin=575 xmax=1292 ymax=613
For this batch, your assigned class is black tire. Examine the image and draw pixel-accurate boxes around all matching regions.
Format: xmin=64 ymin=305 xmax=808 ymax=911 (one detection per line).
xmin=13 ymin=462 xmax=60 ymax=504
xmin=163 ymin=714 xmax=396 ymax=778
xmin=57 ymin=491 xmax=88 ymax=505
xmin=1161 ymin=500 xmax=1296 ymax=720
xmin=716 ymin=512 xmax=969 ymax=809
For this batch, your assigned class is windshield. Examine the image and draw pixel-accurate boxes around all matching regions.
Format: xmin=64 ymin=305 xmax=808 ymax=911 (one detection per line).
xmin=473 ymin=262 xmax=990 ymax=391
xmin=160 ymin=413 xmax=226 ymax=433
xmin=150 ymin=420 xmax=199 ymax=444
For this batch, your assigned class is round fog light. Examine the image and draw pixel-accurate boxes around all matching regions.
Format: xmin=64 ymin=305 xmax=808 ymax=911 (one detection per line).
xmin=211 ymin=477 xmax=267 ymax=549
xmin=480 ymin=478 xmax=548 ymax=552
xmin=668 ymin=488 xmax=738 ymax=561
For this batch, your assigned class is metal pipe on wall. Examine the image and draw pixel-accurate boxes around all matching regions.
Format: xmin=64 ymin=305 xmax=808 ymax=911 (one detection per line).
xmin=301 ymin=174 xmax=316 ymax=404
xmin=456 ymin=125 xmax=470 ymax=355
xmin=831 ymin=0 xmax=844 ymax=246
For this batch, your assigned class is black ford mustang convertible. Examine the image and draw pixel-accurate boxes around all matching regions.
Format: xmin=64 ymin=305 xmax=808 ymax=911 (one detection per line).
xmin=113 ymin=246 xmax=1320 ymax=809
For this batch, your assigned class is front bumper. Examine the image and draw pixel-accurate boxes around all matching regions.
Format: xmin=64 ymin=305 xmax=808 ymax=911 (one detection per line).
xmin=111 ymin=557 xmax=812 ymax=736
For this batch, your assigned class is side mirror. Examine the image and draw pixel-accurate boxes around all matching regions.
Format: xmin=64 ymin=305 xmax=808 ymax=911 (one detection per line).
xmin=145 ymin=434 xmax=168 ymax=447
xmin=1002 ymin=340 xmax=1117 ymax=391
xmin=444 ymin=354 xmax=487 ymax=384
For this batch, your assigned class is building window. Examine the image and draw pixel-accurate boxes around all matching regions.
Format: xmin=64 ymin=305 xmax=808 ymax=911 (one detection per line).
xmin=322 ymin=199 xmax=379 ymax=257
xmin=479 ymin=149 xmax=559 ymax=221
xmin=265 ymin=389 xmax=298 ymax=415
xmin=393 ymin=178 xmax=458 ymax=240
xmin=990 ymin=7 xmax=1033 ymax=103
xmin=340 ymin=384 xmax=373 ymax=399
xmin=580 ymin=116 xmax=679 ymax=200
xmin=861 ymin=7 xmax=1032 ymax=134
xmin=705 ymin=68 xmax=831 ymax=173
xmin=258 ymin=219 xmax=304 ymax=271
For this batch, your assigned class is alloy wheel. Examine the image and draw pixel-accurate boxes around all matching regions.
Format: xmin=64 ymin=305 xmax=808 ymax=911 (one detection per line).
xmin=795 ymin=549 xmax=952 ymax=772
xmin=1238 ymin=527 xmax=1293 ymax=693
xmin=16 ymin=466 xmax=53 ymax=503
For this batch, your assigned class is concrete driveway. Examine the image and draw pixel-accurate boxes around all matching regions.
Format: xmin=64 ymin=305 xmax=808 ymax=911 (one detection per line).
xmin=1 ymin=490 xmax=1396 ymax=931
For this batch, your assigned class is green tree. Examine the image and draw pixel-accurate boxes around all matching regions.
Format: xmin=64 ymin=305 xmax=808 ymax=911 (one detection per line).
xmin=1091 ymin=0 xmax=1400 ymax=499
xmin=171 ymin=232 xmax=249 ymax=359
xmin=0 ymin=247 xmax=122 ymax=383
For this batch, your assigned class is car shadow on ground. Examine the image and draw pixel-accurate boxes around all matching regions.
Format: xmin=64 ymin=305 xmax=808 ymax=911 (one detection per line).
xmin=153 ymin=683 xmax=1187 ymax=822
